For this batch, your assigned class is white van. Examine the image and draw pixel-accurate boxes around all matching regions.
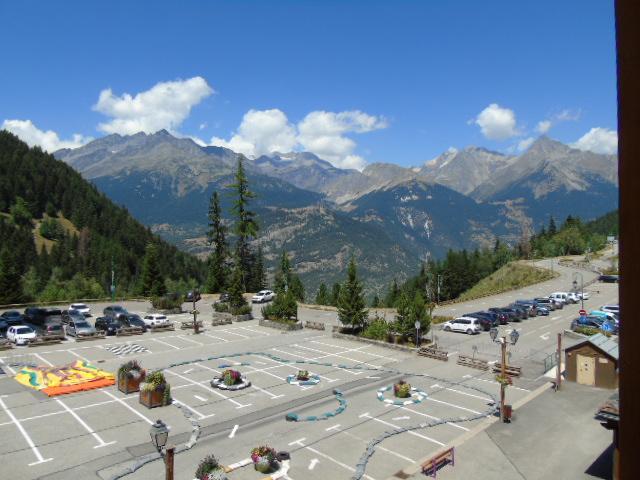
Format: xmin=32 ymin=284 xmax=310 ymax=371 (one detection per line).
xmin=442 ymin=317 xmax=482 ymax=335
xmin=549 ymin=292 xmax=570 ymax=304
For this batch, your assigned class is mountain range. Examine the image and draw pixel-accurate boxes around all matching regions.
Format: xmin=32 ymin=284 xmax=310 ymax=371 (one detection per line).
xmin=54 ymin=131 xmax=618 ymax=296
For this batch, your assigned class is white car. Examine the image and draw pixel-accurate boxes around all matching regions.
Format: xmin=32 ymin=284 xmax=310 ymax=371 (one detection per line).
xmin=69 ymin=303 xmax=91 ymax=316
xmin=6 ymin=325 xmax=36 ymax=345
xmin=252 ymin=290 xmax=275 ymax=303
xmin=142 ymin=314 xmax=169 ymax=327
xmin=549 ymin=292 xmax=570 ymax=304
xmin=442 ymin=317 xmax=482 ymax=335
xmin=601 ymin=304 xmax=619 ymax=315
xmin=577 ymin=292 xmax=590 ymax=300
xmin=566 ymin=292 xmax=580 ymax=303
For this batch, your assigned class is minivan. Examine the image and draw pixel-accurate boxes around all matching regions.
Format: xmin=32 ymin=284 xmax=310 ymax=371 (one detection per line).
xmin=442 ymin=317 xmax=482 ymax=335
xmin=549 ymin=292 xmax=570 ymax=304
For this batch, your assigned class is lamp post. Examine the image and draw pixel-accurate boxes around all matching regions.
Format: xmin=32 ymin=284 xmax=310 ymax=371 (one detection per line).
xmin=436 ymin=275 xmax=443 ymax=305
xmin=572 ymin=272 xmax=584 ymax=310
xmin=150 ymin=419 xmax=174 ymax=480
xmin=415 ymin=320 xmax=421 ymax=348
xmin=490 ymin=328 xmax=520 ymax=422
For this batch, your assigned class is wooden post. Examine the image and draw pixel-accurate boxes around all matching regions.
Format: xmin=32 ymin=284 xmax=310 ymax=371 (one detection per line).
xmin=165 ymin=445 xmax=175 ymax=480
xmin=556 ymin=333 xmax=562 ymax=390
xmin=193 ymin=293 xmax=199 ymax=335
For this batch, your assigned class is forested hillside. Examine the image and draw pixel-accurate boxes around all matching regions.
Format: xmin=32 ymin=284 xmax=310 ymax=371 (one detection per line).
xmin=0 ymin=132 xmax=205 ymax=303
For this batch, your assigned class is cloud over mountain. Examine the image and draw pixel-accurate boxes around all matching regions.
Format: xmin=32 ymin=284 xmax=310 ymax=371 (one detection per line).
xmin=1 ymin=119 xmax=92 ymax=152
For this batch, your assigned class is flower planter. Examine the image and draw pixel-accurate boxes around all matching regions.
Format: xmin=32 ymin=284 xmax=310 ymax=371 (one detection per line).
xmin=139 ymin=388 xmax=166 ymax=408
xmin=118 ymin=374 xmax=144 ymax=394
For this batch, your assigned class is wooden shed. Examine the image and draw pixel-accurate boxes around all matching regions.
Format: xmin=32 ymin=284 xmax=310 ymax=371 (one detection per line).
xmin=565 ymin=333 xmax=619 ymax=389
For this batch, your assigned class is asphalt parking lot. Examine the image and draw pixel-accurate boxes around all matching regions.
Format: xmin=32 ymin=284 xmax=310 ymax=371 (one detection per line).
xmin=0 ymin=258 xmax=619 ymax=480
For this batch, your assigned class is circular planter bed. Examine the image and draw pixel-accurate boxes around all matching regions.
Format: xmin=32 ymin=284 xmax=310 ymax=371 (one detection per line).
xmin=210 ymin=369 xmax=251 ymax=391
xmin=251 ymin=446 xmax=280 ymax=474
xmin=286 ymin=370 xmax=320 ymax=387
xmin=195 ymin=454 xmax=228 ymax=480
xmin=377 ymin=382 xmax=427 ymax=406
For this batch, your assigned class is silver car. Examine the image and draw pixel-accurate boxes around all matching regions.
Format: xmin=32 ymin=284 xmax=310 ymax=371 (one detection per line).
xmin=66 ymin=319 xmax=97 ymax=337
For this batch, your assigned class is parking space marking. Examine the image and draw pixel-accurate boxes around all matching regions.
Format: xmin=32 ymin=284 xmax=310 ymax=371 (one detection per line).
xmin=359 ymin=413 xmax=445 ymax=447
xmin=102 ymin=390 xmax=154 ymax=425
xmin=332 ymin=425 xmax=416 ymax=463
xmin=425 ymin=397 xmax=482 ymax=414
xmin=195 ymin=362 xmax=284 ymax=400
xmin=218 ymin=329 xmax=249 ymax=339
xmin=151 ymin=338 xmax=181 ymax=350
xmin=178 ymin=336 xmax=204 ymax=346
xmin=233 ymin=326 xmax=270 ymax=336
xmin=229 ymin=424 xmax=239 ymax=438
xmin=310 ymin=341 xmax=393 ymax=361
xmin=0 ymin=396 xmax=53 ymax=466
xmin=470 ymin=377 xmax=530 ymax=393
xmin=293 ymin=343 xmax=377 ymax=370
xmin=279 ymin=346 xmax=361 ymax=376
xmin=391 ymin=405 xmax=469 ymax=431
xmin=203 ymin=333 xmax=229 ymax=343
xmin=165 ymin=370 xmax=252 ymax=409
xmin=270 ymin=348 xmax=339 ymax=382
xmin=33 ymin=353 xmax=54 ymax=367
xmin=194 ymin=395 xmax=207 ymax=402
xmin=172 ymin=398 xmax=211 ymax=420
xmin=67 ymin=349 xmax=91 ymax=362
xmin=0 ymin=358 xmax=16 ymax=375
xmin=325 ymin=424 xmax=341 ymax=431
xmin=430 ymin=384 xmax=493 ymax=402
xmin=54 ymin=398 xmax=116 ymax=449
xmin=304 ymin=443 xmax=376 ymax=480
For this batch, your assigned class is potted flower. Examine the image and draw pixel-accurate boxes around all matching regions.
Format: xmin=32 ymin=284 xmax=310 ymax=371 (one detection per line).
xmin=117 ymin=360 xmax=146 ymax=394
xmin=393 ymin=380 xmax=411 ymax=398
xmin=139 ymin=371 xmax=171 ymax=408
xmin=195 ymin=454 xmax=228 ymax=480
xmin=223 ymin=369 xmax=241 ymax=387
xmin=495 ymin=374 xmax=513 ymax=386
xmin=296 ymin=370 xmax=310 ymax=381
xmin=250 ymin=445 xmax=278 ymax=474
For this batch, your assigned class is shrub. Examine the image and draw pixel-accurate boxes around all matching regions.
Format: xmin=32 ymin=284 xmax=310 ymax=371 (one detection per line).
xmin=296 ymin=370 xmax=309 ymax=380
xmin=118 ymin=359 xmax=145 ymax=379
xmin=232 ymin=304 xmax=252 ymax=316
xmin=39 ymin=218 xmax=64 ymax=240
xmin=152 ymin=293 xmax=184 ymax=310
xmin=393 ymin=380 xmax=412 ymax=398
xmin=222 ymin=369 xmax=241 ymax=386
xmin=213 ymin=302 xmax=229 ymax=312
xmin=361 ymin=317 xmax=390 ymax=340
xmin=575 ymin=326 xmax=601 ymax=336
xmin=251 ymin=445 xmax=276 ymax=463
xmin=141 ymin=371 xmax=167 ymax=391
xmin=195 ymin=454 xmax=226 ymax=480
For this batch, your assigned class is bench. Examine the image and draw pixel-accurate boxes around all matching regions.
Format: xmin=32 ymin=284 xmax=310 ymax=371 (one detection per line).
xmin=417 ymin=346 xmax=449 ymax=361
xmin=148 ymin=323 xmax=176 ymax=333
xmin=492 ymin=364 xmax=522 ymax=377
xmin=421 ymin=447 xmax=455 ymax=477
xmin=457 ymin=354 xmax=489 ymax=370
xmin=304 ymin=321 xmax=326 ymax=331
xmin=180 ymin=320 xmax=203 ymax=330
xmin=115 ymin=326 xmax=144 ymax=336
xmin=28 ymin=336 xmax=63 ymax=347
xmin=74 ymin=332 xmax=106 ymax=342
xmin=211 ymin=317 xmax=232 ymax=326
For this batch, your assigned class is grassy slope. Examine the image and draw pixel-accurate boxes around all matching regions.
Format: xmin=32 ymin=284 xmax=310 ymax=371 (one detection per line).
xmin=457 ymin=261 xmax=558 ymax=302
xmin=32 ymin=213 xmax=79 ymax=253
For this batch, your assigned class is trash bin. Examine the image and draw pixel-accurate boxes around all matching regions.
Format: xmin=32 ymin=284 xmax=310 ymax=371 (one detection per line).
xmin=503 ymin=404 xmax=513 ymax=422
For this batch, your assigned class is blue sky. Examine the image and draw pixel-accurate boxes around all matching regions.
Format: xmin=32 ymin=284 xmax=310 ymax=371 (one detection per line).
xmin=0 ymin=1 xmax=617 ymax=169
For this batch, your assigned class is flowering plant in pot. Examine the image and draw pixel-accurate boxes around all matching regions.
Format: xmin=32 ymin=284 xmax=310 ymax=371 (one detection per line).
xmin=393 ymin=380 xmax=412 ymax=398
xmin=117 ymin=360 xmax=146 ymax=393
xmin=222 ymin=369 xmax=241 ymax=386
xmin=139 ymin=371 xmax=171 ymax=407
xmin=250 ymin=445 xmax=278 ymax=473
xmin=195 ymin=454 xmax=228 ymax=480
xmin=296 ymin=370 xmax=310 ymax=381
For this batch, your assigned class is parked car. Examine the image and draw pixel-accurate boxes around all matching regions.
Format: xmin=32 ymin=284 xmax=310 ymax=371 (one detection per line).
xmin=103 ymin=305 xmax=129 ymax=319
xmin=214 ymin=293 xmax=231 ymax=304
xmin=549 ymin=292 xmax=570 ymax=305
xmin=23 ymin=307 xmax=48 ymax=325
xmin=34 ymin=321 xmax=64 ymax=338
xmin=598 ymin=274 xmax=619 ymax=283
xmin=66 ymin=319 xmax=97 ymax=337
xmin=62 ymin=309 xmax=85 ymax=325
xmin=0 ymin=319 xmax=8 ymax=336
xmin=536 ymin=306 xmax=550 ymax=316
xmin=7 ymin=325 xmax=36 ymax=345
xmin=589 ymin=310 xmax=619 ymax=325
xmin=508 ymin=305 xmax=529 ymax=320
xmin=95 ymin=317 xmax=127 ymax=336
xmin=572 ymin=315 xmax=618 ymax=334
xmin=577 ymin=292 xmax=590 ymax=301
xmin=69 ymin=303 xmax=91 ymax=316
xmin=252 ymin=290 xmax=275 ymax=303
xmin=601 ymin=304 xmax=620 ymax=315
xmin=515 ymin=300 xmax=538 ymax=316
xmin=566 ymin=292 xmax=581 ymax=304
xmin=1 ymin=310 xmax=25 ymax=326
xmin=533 ymin=298 xmax=557 ymax=310
xmin=142 ymin=314 xmax=169 ymax=327
xmin=124 ymin=313 xmax=147 ymax=331
xmin=494 ymin=307 xmax=522 ymax=322
xmin=442 ymin=317 xmax=482 ymax=335
xmin=465 ymin=311 xmax=502 ymax=328
xmin=185 ymin=291 xmax=201 ymax=303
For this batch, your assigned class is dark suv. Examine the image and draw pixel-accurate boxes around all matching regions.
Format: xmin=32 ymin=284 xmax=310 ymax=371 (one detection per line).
xmin=95 ymin=316 xmax=127 ymax=336
xmin=24 ymin=307 xmax=48 ymax=325
xmin=103 ymin=305 xmax=129 ymax=320
xmin=464 ymin=312 xmax=499 ymax=330
xmin=124 ymin=313 xmax=147 ymax=332
xmin=186 ymin=291 xmax=201 ymax=303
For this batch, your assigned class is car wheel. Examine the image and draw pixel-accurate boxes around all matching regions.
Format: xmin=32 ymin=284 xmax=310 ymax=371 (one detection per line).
xmin=466 ymin=329 xmax=473 ymax=335
xmin=444 ymin=326 xmax=451 ymax=332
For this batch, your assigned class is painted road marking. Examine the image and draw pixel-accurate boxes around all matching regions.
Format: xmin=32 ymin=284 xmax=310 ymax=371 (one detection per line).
xmin=431 ymin=384 xmax=493 ymax=402
xmin=67 ymin=349 xmax=90 ymax=362
xmin=203 ymin=333 xmax=229 ymax=343
xmin=269 ymin=348 xmax=339 ymax=382
xmin=540 ymin=332 xmax=550 ymax=340
xmin=326 ymin=424 xmax=341 ymax=431
xmin=0 ymin=358 xmax=16 ymax=375
xmin=359 ymin=413 xmax=445 ymax=447
xmin=183 ymin=368 xmax=194 ymax=374
xmin=165 ymin=370 xmax=251 ymax=409
xmin=0 ymin=396 xmax=53 ymax=466
xmin=426 ymin=397 xmax=483 ymax=415
xmin=102 ymin=390 xmax=154 ymax=425
xmin=172 ymin=398 xmax=210 ymax=420
xmin=332 ymin=424 xmax=416 ymax=463
xmin=392 ymin=416 xmax=410 ymax=420
xmin=194 ymin=395 xmax=207 ymax=402
xmin=178 ymin=335 xmax=203 ymax=346
xmin=33 ymin=353 xmax=54 ymax=366
xmin=229 ymin=424 xmax=239 ymax=438
xmin=393 ymin=405 xmax=469 ymax=431
xmin=288 ymin=437 xmax=306 ymax=446
xmin=470 ymin=377 xmax=531 ymax=393
xmin=151 ymin=338 xmax=181 ymax=350
xmin=55 ymin=398 xmax=116 ymax=449
xmin=218 ymin=329 xmax=250 ymax=339
xmin=308 ymin=458 xmax=319 ymax=470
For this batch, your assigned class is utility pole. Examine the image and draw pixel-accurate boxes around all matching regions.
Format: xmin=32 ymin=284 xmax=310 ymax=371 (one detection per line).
xmin=192 ymin=289 xmax=200 ymax=335
xmin=110 ymin=257 xmax=115 ymax=301
xmin=556 ymin=333 xmax=562 ymax=390
xmin=436 ymin=275 xmax=442 ymax=304
xmin=500 ymin=338 xmax=507 ymax=422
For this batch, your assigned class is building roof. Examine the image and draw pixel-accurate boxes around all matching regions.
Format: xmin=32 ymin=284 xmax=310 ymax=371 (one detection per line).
xmin=566 ymin=333 xmax=619 ymax=360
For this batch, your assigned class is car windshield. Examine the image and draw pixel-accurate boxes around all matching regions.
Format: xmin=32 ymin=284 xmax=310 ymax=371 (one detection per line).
xmin=75 ymin=322 xmax=90 ymax=328
xmin=16 ymin=327 xmax=33 ymax=334
xmin=47 ymin=310 xmax=62 ymax=316
xmin=128 ymin=315 xmax=142 ymax=321
xmin=72 ymin=304 xmax=87 ymax=309
xmin=3 ymin=311 xmax=21 ymax=318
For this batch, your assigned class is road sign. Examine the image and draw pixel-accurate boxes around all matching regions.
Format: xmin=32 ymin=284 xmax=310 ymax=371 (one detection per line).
xmin=579 ymin=309 xmax=587 ymax=316
xmin=602 ymin=321 xmax=614 ymax=333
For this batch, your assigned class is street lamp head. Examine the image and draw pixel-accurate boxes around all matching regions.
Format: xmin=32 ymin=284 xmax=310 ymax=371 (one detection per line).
xmin=150 ymin=419 xmax=169 ymax=452
xmin=510 ymin=329 xmax=520 ymax=345
xmin=489 ymin=327 xmax=498 ymax=342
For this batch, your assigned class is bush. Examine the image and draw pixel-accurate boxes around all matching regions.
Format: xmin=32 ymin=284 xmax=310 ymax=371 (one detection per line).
xmin=231 ymin=304 xmax=252 ymax=316
xmin=213 ymin=302 xmax=229 ymax=313
xmin=195 ymin=454 xmax=226 ymax=480
xmin=39 ymin=218 xmax=64 ymax=240
xmin=575 ymin=326 xmax=601 ymax=336
xmin=152 ymin=293 xmax=184 ymax=310
xmin=361 ymin=317 xmax=390 ymax=340
xmin=262 ymin=290 xmax=297 ymax=321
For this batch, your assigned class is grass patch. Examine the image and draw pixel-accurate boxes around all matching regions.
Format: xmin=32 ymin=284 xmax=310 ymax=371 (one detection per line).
xmin=457 ymin=262 xmax=558 ymax=302
xmin=32 ymin=213 xmax=79 ymax=253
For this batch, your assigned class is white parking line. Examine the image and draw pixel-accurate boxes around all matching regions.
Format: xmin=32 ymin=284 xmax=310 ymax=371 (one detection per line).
xmin=165 ymin=370 xmax=251 ymax=409
xmin=359 ymin=413 xmax=445 ymax=446
xmin=282 ymin=346 xmax=361 ymax=376
xmin=288 ymin=438 xmax=376 ymax=480
xmin=392 ymin=405 xmax=469 ymax=431
xmin=270 ymin=348 xmax=339 ymax=382
xmin=471 ymin=377 xmax=530 ymax=393
xmin=195 ymin=362 xmax=284 ymax=400
xmin=218 ymin=329 xmax=249 ymax=339
xmin=102 ymin=390 xmax=154 ymax=425
xmin=233 ymin=325 xmax=269 ymax=336
xmin=294 ymin=343 xmax=377 ymax=369
xmin=203 ymin=333 xmax=229 ymax=343
xmin=332 ymin=425 xmax=416 ymax=463
xmin=33 ymin=353 xmax=54 ymax=366
xmin=0 ymin=396 xmax=53 ymax=465
xmin=309 ymin=341 xmax=393 ymax=360
xmin=425 ymin=397 xmax=483 ymax=415
xmin=431 ymin=384 xmax=493 ymax=402
xmin=229 ymin=424 xmax=239 ymax=438
xmin=178 ymin=335 xmax=203 ymax=346
xmin=172 ymin=398 xmax=211 ymax=419
xmin=67 ymin=349 xmax=90 ymax=362
xmin=151 ymin=338 xmax=181 ymax=350
xmin=55 ymin=398 xmax=116 ymax=449
xmin=0 ymin=358 xmax=16 ymax=375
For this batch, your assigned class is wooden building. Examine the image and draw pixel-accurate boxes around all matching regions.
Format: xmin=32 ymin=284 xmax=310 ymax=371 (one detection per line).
xmin=565 ymin=333 xmax=619 ymax=389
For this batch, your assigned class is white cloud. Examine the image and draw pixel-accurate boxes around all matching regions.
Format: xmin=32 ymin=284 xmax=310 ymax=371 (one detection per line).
xmin=297 ymin=110 xmax=387 ymax=170
xmin=536 ymin=120 xmax=551 ymax=134
xmin=518 ymin=137 xmax=535 ymax=151
xmin=474 ymin=103 xmax=518 ymax=140
xmin=1 ymin=119 xmax=92 ymax=152
xmin=94 ymin=76 xmax=213 ymax=135
xmin=572 ymin=127 xmax=618 ymax=154
xmin=210 ymin=109 xmax=297 ymax=158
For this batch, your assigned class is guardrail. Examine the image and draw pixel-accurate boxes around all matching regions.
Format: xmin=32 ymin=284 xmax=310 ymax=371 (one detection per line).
xmin=417 ymin=346 xmax=449 ymax=361
xmin=456 ymin=354 xmax=489 ymax=370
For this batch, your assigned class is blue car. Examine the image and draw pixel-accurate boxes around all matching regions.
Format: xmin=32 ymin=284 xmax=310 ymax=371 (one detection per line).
xmin=536 ymin=306 xmax=550 ymax=316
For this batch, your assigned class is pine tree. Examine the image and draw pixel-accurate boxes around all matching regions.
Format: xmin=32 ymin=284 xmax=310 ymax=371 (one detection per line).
xmin=140 ymin=243 xmax=166 ymax=297
xmin=228 ymin=260 xmax=248 ymax=312
xmin=249 ymin=246 xmax=266 ymax=292
xmin=263 ymin=251 xmax=297 ymax=320
xmin=411 ymin=290 xmax=430 ymax=337
xmin=337 ymin=257 xmax=368 ymax=328
xmin=315 ymin=282 xmax=329 ymax=305
xmin=371 ymin=294 xmax=381 ymax=308
xmin=289 ymin=275 xmax=305 ymax=302
xmin=0 ymin=248 xmax=24 ymax=303
xmin=228 ymin=158 xmax=258 ymax=290
xmin=394 ymin=291 xmax=412 ymax=336
xmin=330 ymin=282 xmax=341 ymax=306
xmin=384 ymin=279 xmax=400 ymax=307
xmin=205 ymin=191 xmax=228 ymax=293
xmin=548 ymin=216 xmax=557 ymax=235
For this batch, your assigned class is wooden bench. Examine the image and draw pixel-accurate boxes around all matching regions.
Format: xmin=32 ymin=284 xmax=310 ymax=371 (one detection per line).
xmin=28 ymin=336 xmax=63 ymax=347
xmin=457 ymin=354 xmax=489 ymax=370
xmin=492 ymin=364 xmax=522 ymax=377
xmin=304 ymin=321 xmax=326 ymax=331
xmin=211 ymin=317 xmax=232 ymax=326
xmin=417 ymin=346 xmax=449 ymax=361
xmin=421 ymin=447 xmax=455 ymax=477
xmin=180 ymin=320 xmax=203 ymax=330
xmin=75 ymin=332 xmax=106 ymax=342
xmin=115 ymin=326 xmax=144 ymax=336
